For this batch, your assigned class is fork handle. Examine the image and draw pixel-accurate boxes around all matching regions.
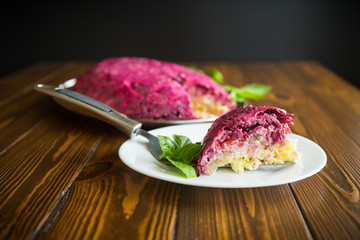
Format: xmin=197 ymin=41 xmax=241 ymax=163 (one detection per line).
xmin=34 ymin=84 xmax=142 ymax=138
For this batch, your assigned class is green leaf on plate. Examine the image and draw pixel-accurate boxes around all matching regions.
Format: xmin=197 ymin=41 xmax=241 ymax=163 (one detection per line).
xmin=157 ymin=134 xmax=204 ymax=178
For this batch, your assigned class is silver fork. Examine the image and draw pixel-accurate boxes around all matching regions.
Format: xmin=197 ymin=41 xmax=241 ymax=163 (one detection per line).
xmin=34 ymin=84 xmax=169 ymax=162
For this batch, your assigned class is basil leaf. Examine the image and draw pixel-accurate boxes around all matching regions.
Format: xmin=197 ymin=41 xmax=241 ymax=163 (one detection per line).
xmin=234 ymin=83 xmax=272 ymax=100
xmin=157 ymin=135 xmax=204 ymax=178
xmin=167 ymin=157 xmax=197 ymax=178
xmin=222 ymin=84 xmax=236 ymax=92
xmin=207 ymin=68 xmax=223 ymax=84
xmin=173 ymin=134 xmax=192 ymax=148
xmin=174 ymin=143 xmax=204 ymax=164
xmin=223 ymin=83 xmax=271 ymax=105
xmin=157 ymin=135 xmax=175 ymax=158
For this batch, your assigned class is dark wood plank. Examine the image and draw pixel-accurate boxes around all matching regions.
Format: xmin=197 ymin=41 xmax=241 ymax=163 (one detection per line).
xmin=281 ymin=61 xmax=360 ymax=145
xmin=0 ymin=62 xmax=95 ymax=152
xmin=0 ymin=111 xmax=104 ymax=239
xmin=287 ymin=104 xmax=360 ymax=239
xmin=224 ymin=62 xmax=360 ymax=239
xmin=0 ymin=62 xmax=94 ymax=108
xmin=0 ymin=62 xmax=64 ymax=101
xmin=38 ymin=129 xmax=178 ymax=240
xmin=176 ymin=186 xmax=311 ymax=240
xmin=1 ymin=61 xmax=359 ymax=240
xmin=0 ymin=92 xmax=59 ymax=151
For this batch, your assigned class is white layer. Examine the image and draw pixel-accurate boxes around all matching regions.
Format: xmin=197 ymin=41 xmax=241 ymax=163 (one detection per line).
xmin=208 ymin=137 xmax=300 ymax=174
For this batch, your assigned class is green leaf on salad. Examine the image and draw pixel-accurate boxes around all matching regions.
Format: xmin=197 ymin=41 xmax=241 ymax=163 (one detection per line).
xmin=229 ymin=90 xmax=246 ymax=107
xmin=157 ymin=134 xmax=204 ymax=178
xmin=174 ymin=143 xmax=204 ymax=164
xmin=173 ymin=134 xmax=192 ymax=148
xmin=157 ymin=135 xmax=175 ymax=159
xmin=206 ymin=68 xmax=223 ymax=84
xmin=223 ymin=83 xmax=271 ymax=106
xmin=167 ymin=157 xmax=197 ymax=178
xmin=235 ymin=83 xmax=272 ymax=100
xmin=188 ymin=66 xmax=272 ymax=106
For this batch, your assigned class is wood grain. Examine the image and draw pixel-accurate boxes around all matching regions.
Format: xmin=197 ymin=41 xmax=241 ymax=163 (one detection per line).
xmin=39 ymin=129 xmax=178 ymax=240
xmin=0 ymin=61 xmax=359 ymax=240
xmin=0 ymin=62 xmax=94 ymax=108
xmin=0 ymin=111 xmax=104 ymax=239
xmin=220 ymin=62 xmax=360 ymax=239
xmin=281 ymin=62 xmax=360 ymax=145
xmin=0 ymin=63 xmax=64 ymax=102
xmin=175 ymin=186 xmax=311 ymax=240
xmin=0 ymin=62 xmax=95 ymax=151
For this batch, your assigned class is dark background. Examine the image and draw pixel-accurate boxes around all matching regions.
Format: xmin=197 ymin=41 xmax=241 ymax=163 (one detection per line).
xmin=1 ymin=1 xmax=359 ymax=88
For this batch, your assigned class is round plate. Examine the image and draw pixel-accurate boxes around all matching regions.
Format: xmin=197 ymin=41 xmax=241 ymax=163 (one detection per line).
xmin=119 ymin=123 xmax=327 ymax=188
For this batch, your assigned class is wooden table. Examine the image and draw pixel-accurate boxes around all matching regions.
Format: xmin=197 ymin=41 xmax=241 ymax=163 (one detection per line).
xmin=1 ymin=61 xmax=359 ymax=240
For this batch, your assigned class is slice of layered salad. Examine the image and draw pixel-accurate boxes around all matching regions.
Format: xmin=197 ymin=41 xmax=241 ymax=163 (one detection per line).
xmin=197 ymin=105 xmax=300 ymax=175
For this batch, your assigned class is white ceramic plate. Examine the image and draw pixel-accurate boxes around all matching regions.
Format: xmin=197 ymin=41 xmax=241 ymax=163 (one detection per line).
xmin=119 ymin=123 xmax=327 ymax=188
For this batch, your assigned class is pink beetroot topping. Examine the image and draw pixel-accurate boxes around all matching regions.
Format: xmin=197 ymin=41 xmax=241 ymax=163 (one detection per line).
xmin=73 ymin=57 xmax=235 ymax=120
xmin=197 ymin=105 xmax=294 ymax=174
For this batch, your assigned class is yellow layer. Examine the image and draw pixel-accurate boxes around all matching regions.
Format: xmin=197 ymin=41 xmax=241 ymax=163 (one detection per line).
xmin=191 ymin=97 xmax=230 ymax=118
xmin=209 ymin=140 xmax=299 ymax=174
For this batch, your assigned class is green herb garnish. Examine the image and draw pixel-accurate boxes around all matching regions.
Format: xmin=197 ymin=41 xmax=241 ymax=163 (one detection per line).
xmin=157 ymin=134 xmax=204 ymax=178
xmin=206 ymin=68 xmax=271 ymax=106
xmin=207 ymin=68 xmax=224 ymax=84
xmin=222 ymin=83 xmax=272 ymax=107
xmin=188 ymin=66 xmax=272 ymax=107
